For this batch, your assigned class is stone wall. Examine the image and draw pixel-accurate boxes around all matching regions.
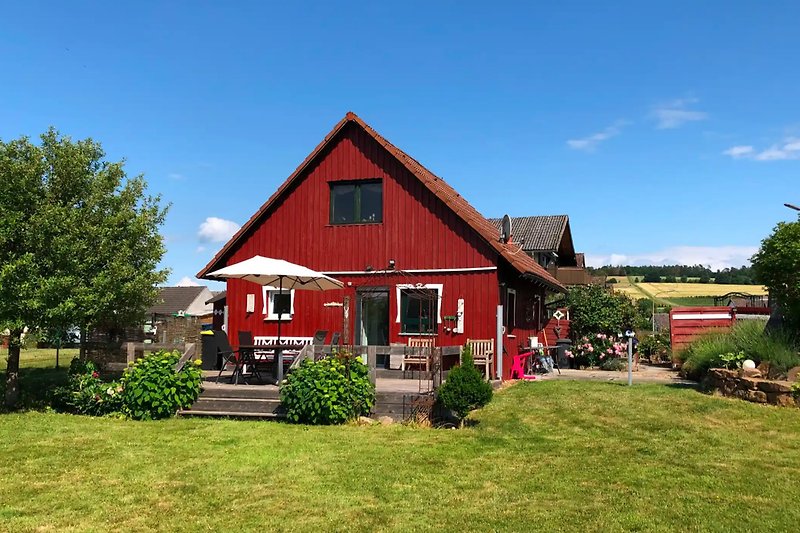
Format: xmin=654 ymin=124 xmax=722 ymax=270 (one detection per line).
xmin=705 ymin=368 xmax=798 ymax=407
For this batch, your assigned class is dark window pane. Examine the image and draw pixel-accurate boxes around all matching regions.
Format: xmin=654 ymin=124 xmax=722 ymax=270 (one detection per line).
xmin=359 ymin=182 xmax=382 ymax=222
xmin=331 ymin=184 xmax=356 ymax=224
xmin=400 ymin=289 xmax=437 ymax=334
xmin=272 ymin=292 xmax=291 ymax=315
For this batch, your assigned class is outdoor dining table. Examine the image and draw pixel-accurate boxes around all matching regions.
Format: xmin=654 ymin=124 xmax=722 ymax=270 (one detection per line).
xmin=238 ymin=343 xmax=305 ymax=384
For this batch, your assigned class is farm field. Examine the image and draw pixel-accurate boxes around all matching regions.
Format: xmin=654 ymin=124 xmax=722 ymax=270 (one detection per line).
xmin=608 ymin=277 xmax=767 ymax=305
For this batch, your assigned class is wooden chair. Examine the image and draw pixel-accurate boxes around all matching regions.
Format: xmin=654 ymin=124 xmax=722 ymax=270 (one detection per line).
xmin=402 ymin=337 xmax=435 ymax=372
xmin=465 ymin=338 xmax=494 ymax=380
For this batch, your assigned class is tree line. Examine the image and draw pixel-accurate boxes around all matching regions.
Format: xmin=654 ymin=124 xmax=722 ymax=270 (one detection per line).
xmin=589 ymin=265 xmax=757 ymax=284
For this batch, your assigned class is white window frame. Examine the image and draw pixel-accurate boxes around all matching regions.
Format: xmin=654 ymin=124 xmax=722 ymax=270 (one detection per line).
xmin=262 ymin=286 xmax=295 ymax=321
xmin=506 ymin=288 xmax=517 ymax=328
xmin=395 ymin=283 xmax=443 ymax=334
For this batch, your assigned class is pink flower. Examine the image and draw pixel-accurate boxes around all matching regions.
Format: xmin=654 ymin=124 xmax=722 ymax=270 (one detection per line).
xmin=600 ymin=354 xmax=605 ymax=360
xmin=91 ymin=371 xmax=99 ymax=379
xmin=588 ymin=346 xmax=594 ymax=353
xmin=607 ymin=348 xmax=613 ymax=354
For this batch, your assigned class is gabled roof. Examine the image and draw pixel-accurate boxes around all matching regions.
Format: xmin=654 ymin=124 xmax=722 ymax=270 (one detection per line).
xmin=148 ymin=286 xmax=207 ymax=316
xmin=205 ymin=291 xmax=227 ymax=305
xmin=197 ymin=113 xmax=565 ymax=292
xmin=488 ymin=215 xmax=569 ymax=252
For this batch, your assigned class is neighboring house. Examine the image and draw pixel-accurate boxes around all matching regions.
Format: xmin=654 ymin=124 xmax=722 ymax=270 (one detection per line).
xmin=197 ymin=112 xmax=566 ymax=379
xmin=145 ymin=286 xmax=214 ymax=344
xmin=148 ymin=286 xmax=214 ymax=319
xmin=206 ymin=291 xmax=227 ymax=331
xmin=488 ymin=215 xmax=594 ymax=286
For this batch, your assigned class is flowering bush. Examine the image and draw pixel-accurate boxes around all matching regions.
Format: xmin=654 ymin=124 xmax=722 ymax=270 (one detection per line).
xmin=53 ymin=357 xmax=125 ymax=416
xmin=567 ymin=333 xmax=628 ymax=368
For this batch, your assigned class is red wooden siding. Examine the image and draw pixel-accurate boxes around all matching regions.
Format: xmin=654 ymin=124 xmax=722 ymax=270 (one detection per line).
xmin=222 ymin=122 xmax=518 ymax=355
xmin=669 ymin=307 xmax=734 ymax=354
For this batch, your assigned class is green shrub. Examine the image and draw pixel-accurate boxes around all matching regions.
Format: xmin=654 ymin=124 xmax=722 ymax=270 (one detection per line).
xmin=679 ymin=321 xmax=800 ymax=380
xmin=53 ymin=357 xmax=124 ymax=416
xmin=714 ymin=351 xmax=746 ymax=370
xmin=121 ymin=350 xmax=203 ymax=420
xmin=280 ymin=353 xmax=375 ymax=425
xmin=437 ymin=347 xmax=493 ymax=425
xmin=600 ymin=357 xmax=627 ymax=371
xmin=68 ymin=357 xmax=98 ymax=376
xmin=639 ymin=332 xmax=672 ymax=364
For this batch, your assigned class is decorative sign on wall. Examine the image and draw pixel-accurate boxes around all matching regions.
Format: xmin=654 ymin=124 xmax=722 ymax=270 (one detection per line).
xmin=455 ymin=298 xmax=465 ymax=334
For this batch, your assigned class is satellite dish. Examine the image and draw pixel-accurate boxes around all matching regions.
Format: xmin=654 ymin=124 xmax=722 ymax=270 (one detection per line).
xmin=500 ymin=214 xmax=512 ymax=243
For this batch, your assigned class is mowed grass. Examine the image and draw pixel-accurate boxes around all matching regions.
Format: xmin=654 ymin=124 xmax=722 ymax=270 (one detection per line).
xmin=2 ymin=381 xmax=800 ymax=532
xmin=0 ymin=347 xmax=79 ymax=370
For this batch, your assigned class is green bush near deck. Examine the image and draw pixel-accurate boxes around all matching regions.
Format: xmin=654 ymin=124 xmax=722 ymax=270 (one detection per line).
xmin=120 ymin=350 xmax=203 ymax=420
xmin=280 ymin=353 xmax=375 ymax=425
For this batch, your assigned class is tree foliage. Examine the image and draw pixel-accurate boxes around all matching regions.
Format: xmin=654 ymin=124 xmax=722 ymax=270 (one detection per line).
xmin=566 ymin=285 xmax=640 ymax=340
xmin=0 ymin=129 xmax=168 ymax=407
xmin=752 ymin=217 xmax=800 ymax=329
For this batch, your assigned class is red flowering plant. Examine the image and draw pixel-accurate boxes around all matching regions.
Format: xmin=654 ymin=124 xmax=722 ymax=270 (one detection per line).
xmin=566 ymin=333 xmax=628 ymax=368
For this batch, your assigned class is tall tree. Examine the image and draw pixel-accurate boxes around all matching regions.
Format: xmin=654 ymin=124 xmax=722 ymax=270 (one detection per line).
xmin=0 ymin=130 xmax=168 ymax=407
xmin=752 ymin=217 xmax=800 ymax=330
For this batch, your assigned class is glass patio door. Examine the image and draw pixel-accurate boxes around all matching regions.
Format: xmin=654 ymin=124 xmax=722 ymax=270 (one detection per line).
xmin=356 ymin=288 xmax=389 ymax=347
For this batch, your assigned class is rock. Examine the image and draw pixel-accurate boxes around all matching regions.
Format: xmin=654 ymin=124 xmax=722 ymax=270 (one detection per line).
xmin=766 ymin=393 xmax=796 ymax=407
xmin=787 ymin=366 xmax=800 ymax=382
xmin=758 ymin=381 xmax=793 ymax=394
xmin=742 ymin=368 xmax=762 ymax=379
xmin=738 ymin=377 xmax=760 ymax=390
xmin=757 ymin=361 xmax=771 ymax=377
xmin=721 ymin=380 xmax=737 ymax=396
xmin=378 ymin=416 xmax=394 ymax=426
xmin=357 ymin=416 xmax=376 ymax=425
xmin=714 ymin=368 xmax=738 ymax=379
xmin=745 ymin=390 xmax=768 ymax=403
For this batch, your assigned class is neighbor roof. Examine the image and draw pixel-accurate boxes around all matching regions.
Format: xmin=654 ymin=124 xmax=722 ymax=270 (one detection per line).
xmin=205 ymin=290 xmax=227 ymax=305
xmin=488 ymin=215 xmax=569 ymax=252
xmin=197 ymin=112 xmax=565 ymax=292
xmin=148 ymin=286 xmax=207 ymax=316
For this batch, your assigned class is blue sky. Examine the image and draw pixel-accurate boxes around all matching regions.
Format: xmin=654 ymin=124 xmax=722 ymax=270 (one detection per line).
xmin=2 ymin=1 xmax=798 ymax=286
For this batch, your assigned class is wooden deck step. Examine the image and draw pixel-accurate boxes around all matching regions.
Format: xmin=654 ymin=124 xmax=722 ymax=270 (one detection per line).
xmin=178 ymin=409 xmax=283 ymax=419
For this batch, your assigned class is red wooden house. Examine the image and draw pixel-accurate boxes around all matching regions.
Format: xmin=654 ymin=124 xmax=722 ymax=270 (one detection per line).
xmin=197 ymin=113 xmax=565 ymax=379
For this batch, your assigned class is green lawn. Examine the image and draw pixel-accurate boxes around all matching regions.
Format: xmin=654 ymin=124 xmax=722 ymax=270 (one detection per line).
xmin=2 ymin=379 xmax=800 ymax=532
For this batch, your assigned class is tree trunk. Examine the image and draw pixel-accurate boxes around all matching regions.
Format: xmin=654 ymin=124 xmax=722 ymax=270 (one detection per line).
xmin=79 ymin=326 xmax=87 ymax=360
xmin=4 ymin=329 xmax=22 ymax=408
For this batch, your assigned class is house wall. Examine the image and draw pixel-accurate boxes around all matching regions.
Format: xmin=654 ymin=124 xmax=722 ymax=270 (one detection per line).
xmin=221 ymin=123 xmax=511 ymax=346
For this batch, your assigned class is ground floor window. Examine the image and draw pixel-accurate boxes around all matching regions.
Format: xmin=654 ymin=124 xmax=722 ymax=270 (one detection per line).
xmin=262 ymin=286 xmax=294 ymax=320
xmin=396 ymin=284 xmax=442 ymax=334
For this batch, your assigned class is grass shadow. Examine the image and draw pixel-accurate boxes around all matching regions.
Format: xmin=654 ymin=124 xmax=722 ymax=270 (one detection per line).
xmin=0 ymin=366 xmax=68 ymax=412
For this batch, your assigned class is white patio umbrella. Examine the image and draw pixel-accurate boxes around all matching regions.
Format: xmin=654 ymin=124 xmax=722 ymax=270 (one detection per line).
xmin=207 ymin=255 xmax=344 ymax=380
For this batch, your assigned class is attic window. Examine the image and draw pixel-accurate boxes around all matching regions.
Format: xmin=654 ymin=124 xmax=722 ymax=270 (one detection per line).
xmin=330 ymin=180 xmax=382 ymax=224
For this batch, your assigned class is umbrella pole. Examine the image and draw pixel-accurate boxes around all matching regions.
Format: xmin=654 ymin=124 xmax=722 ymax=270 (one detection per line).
xmin=276 ymin=276 xmax=284 ymax=384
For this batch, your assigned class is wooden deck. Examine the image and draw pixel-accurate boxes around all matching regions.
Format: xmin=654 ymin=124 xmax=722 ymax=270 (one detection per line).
xmin=180 ymin=371 xmax=450 ymax=421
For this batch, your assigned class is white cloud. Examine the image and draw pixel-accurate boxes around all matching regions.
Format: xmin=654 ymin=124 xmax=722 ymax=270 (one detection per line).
xmin=722 ymin=145 xmax=754 ymax=158
xmin=198 ymin=217 xmax=240 ymax=243
xmin=176 ymin=276 xmax=200 ymax=287
xmin=585 ymin=245 xmax=758 ymax=271
xmin=651 ymin=98 xmax=708 ymax=129
xmin=196 ymin=245 xmax=206 ymax=253
xmin=722 ymin=137 xmax=800 ymax=161
xmin=168 ymin=173 xmax=186 ymax=180
xmin=567 ymin=121 xmax=627 ymax=152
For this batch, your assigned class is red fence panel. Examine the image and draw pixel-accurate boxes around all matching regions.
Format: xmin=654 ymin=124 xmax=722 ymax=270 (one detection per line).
xmin=669 ymin=307 xmax=735 ymax=354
